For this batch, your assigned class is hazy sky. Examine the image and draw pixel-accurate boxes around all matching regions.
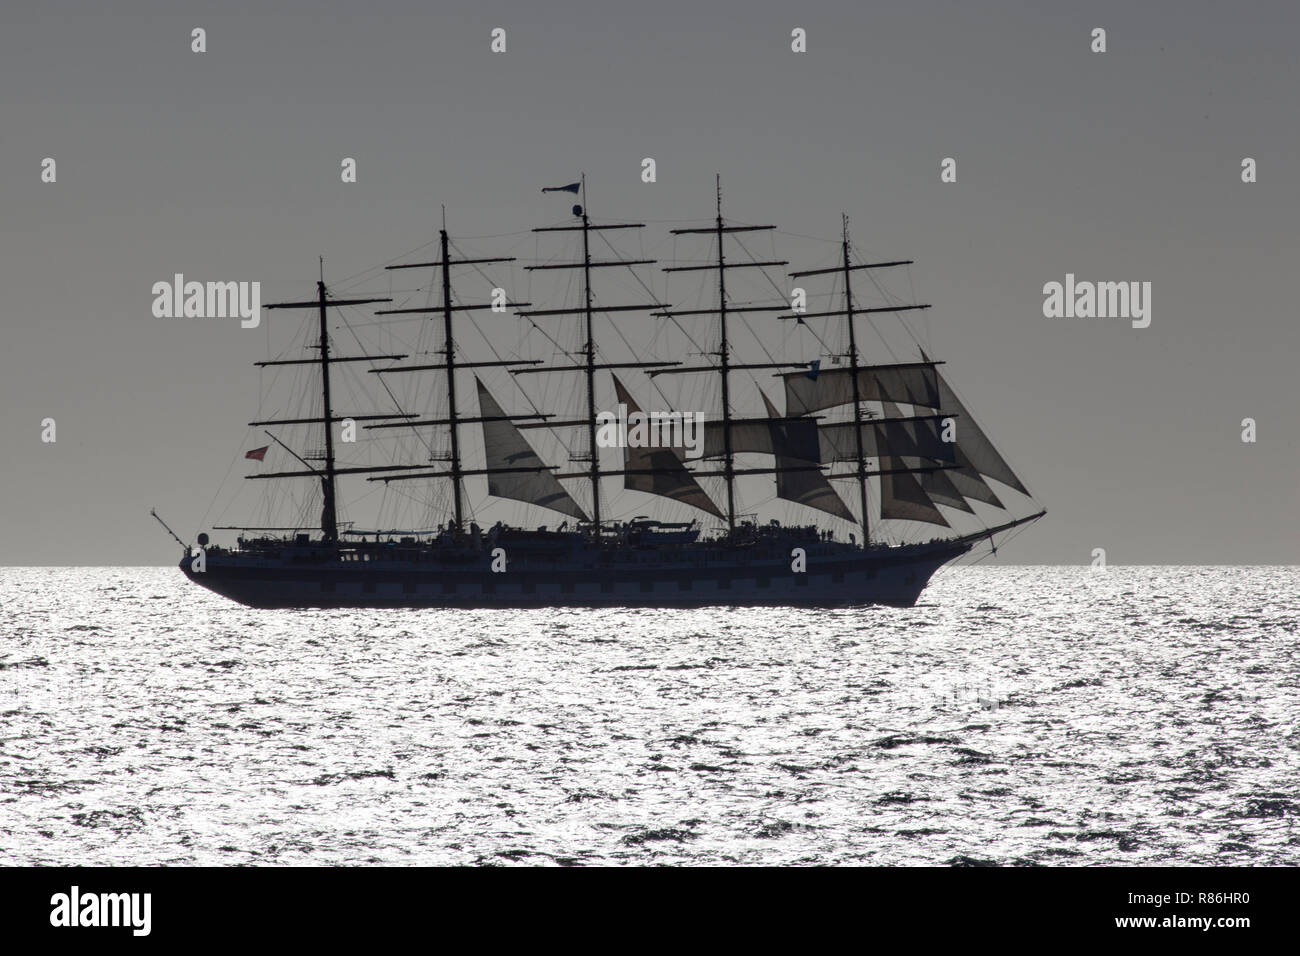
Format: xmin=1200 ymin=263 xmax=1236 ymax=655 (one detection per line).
xmin=2 ymin=0 xmax=1297 ymax=565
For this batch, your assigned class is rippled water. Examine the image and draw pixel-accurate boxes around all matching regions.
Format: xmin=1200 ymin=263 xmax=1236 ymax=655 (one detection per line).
xmin=1 ymin=566 xmax=1297 ymax=865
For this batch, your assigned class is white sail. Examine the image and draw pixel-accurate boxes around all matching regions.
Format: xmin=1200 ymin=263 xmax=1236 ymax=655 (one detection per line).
xmin=926 ymin=367 xmax=1029 ymax=496
xmin=476 ymin=379 xmax=589 ymax=521
xmin=761 ymin=393 xmax=855 ymax=522
xmin=879 ymin=401 xmax=973 ymax=514
xmin=612 ymin=375 xmax=723 ymax=519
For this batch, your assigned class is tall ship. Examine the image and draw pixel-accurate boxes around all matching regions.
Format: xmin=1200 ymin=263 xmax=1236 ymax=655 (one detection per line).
xmin=170 ymin=177 xmax=1044 ymax=608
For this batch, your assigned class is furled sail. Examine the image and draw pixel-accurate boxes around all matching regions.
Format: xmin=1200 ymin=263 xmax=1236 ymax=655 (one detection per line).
xmin=611 ymin=376 xmax=723 ymax=519
xmin=761 ymin=394 xmax=855 ymax=522
xmin=782 ymin=361 xmax=940 ymax=416
xmin=476 ymin=378 xmax=589 ymax=521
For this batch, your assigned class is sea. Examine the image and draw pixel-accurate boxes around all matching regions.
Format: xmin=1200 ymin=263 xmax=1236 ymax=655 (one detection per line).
xmin=1 ymin=566 xmax=1296 ymax=866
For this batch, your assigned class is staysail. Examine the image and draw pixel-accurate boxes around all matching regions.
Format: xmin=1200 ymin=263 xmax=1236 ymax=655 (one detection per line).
xmin=760 ymin=393 xmax=855 ymax=522
xmin=878 ymin=400 xmax=973 ymax=514
xmin=779 ymin=363 xmax=949 ymax=527
xmin=920 ymin=362 xmax=1028 ymax=496
xmin=782 ymin=355 xmax=1027 ymax=506
xmin=879 ymin=457 xmax=949 ymax=527
xmin=476 ymin=378 xmax=589 ymax=521
xmin=612 ymin=375 xmax=724 ymax=519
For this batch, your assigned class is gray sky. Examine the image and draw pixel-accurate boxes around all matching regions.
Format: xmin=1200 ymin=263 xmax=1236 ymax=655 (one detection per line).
xmin=2 ymin=0 xmax=1297 ymax=565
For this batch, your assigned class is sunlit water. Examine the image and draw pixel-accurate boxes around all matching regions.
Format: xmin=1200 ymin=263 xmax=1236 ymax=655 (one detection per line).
xmin=1 ymin=566 xmax=1297 ymax=866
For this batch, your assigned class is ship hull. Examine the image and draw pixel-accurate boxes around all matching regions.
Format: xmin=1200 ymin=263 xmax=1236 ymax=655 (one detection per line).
xmin=179 ymin=538 xmax=971 ymax=610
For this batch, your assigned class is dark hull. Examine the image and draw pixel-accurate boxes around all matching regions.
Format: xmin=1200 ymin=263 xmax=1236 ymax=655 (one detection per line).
xmin=180 ymin=538 xmax=972 ymax=609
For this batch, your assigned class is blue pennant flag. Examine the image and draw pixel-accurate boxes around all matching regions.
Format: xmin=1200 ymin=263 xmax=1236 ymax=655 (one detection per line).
xmin=805 ymin=359 xmax=821 ymax=380
xmin=542 ymin=182 xmax=581 ymax=194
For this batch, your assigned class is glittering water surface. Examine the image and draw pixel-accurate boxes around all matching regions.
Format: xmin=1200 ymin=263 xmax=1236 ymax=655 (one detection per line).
xmin=1 ymin=566 xmax=1297 ymax=866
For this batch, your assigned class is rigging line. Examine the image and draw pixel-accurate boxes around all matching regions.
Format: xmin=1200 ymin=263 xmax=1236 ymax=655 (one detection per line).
xmin=587 ymin=231 xmax=689 ymax=411
xmin=448 ymin=240 xmax=563 ymax=367
xmin=331 ymin=238 xmax=440 ymax=290
xmin=856 ymin=269 xmax=906 ymax=364
xmin=906 ymin=266 xmax=930 ymax=354
xmin=515 ymin=239 xmax=607 ymax=461
xmin=597 ymin=229 xmax=707 ymax=362
xmin=773 ymin=228 xmax=842 ymax=244
xmin=438 ymin=228 xmax=531 ymax=241
xmin=626 ymin=216 xmax=714 ymax=225
xmin=332 ymin=305 xmax=437 ymax=462
xmin=516 ymin=232 xmax=642 ymax=459
xmin=804 ymin=243 xmax=900 ymax=363
xmin=450 ymin=238 xmax=574 ymax=359
xmin=333 ymin=226 xmax=528 ymax=299
xmin=448 ymin=235 xmax=527 ymax=274
xmin=645 ymin=278 xmax=712 ymax=410
xmin=730 ymin=232 xmax=834 ymax=357
xmin=341 ymin=314 xmax=443 ymax=329
xmin=195 ymin=428 xmax=257 ymax=540
xmin=454 ymin=286 xmax=557 ymax=427
xmin=209 ymin=485 xmax=244 ymax=531
xmin=961 ymin=523 xmax=1026 ymax=567
xmin=339 ymin=481 xmax=388 ymax=511
xmin=848 ymin=242 xmax=928 ymax=363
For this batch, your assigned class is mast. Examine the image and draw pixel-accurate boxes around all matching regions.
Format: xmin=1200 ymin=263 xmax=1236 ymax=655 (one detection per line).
xmin=518 ymin=176 xmax=671 ymax=536
xmin=368 ymin=220 xmax=526 ymax=529
xmin=580 ymin=178 xmax=601 ymax=531
xmin=786 ymin=238 xmax=951 ymax=537
xmin=263 ymin=269 xmax=396 ymax=543
xmin=315 ymin=270 xmax=339 ymax=541
xmin=439 ymin=221 xmax=464 ymax=528
xmin=841 ymin=216 xmax=870 ymax=547
xmin=659 ymin=175 xmax=796 ymax=536
xmin=714 ymin=177 xmax=736 ymax=532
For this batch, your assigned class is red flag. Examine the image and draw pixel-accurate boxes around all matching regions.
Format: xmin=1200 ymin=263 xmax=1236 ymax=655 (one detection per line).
xmin=245 ymin=446 xmax=268 ymax=461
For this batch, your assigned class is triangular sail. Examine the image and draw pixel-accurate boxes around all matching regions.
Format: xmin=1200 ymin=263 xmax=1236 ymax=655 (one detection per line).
xmin=611 ymin=375 xmax=723 ymax=519
xmin=761 ymin=393 xmax=855 ymax=522
xmin=925 ymin=367 xmax=1029 ymax=496
xmin=947 ymin=446 xmax=1004 ymax=508
xmin=879 ymin=400 xmax=973 ymax=514
xmin=476 ymin=379 xmax=589 ymax=521
xmin=879 ymin=461 xmax=949 ymax=527
xmin=784 ymin=355 xmax=1025 ymax=504
xmin=865 ymin=389 xmax=949 ymax=527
